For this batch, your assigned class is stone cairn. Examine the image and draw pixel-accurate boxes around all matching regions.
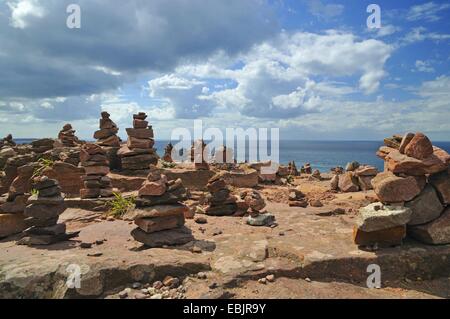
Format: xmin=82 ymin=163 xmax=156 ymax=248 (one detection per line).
xmin=332 ymin=161 xmax=378 ymax=193
xmin=80 ymin=144 xmax=113 ymax=199
xmin=0 ymin=134 xmax=16 ymax=147
xmin=18 ymin=176 xmax=78 ymax=246
xmin=94 ymin=111 xmax=121 ymax=147
xmin=288 ymin=161 xmax=299 ymax=176
xmin=162 ymin=143 xmax=174 ymax=163
xmin=130 ymin=167 xmax=193 ymax=247
xmin=242 ymin=190 xmax=275 ymax=226
xmin=301 ymin=163 xmax=312 ymax=174
xmin=191 ymin=140 xmax=209 ymax=170
xmin=94 ymin=112 xmax=121 ymax=170
xmin=354 ymin=132 xmax=450 ymax=247
xmin=0 ymin=162 xmax=36 ymax=238
xmin=205 ymin=173 xmax=237 ymax=216
xmin=57 ymin=124 xmax=80 ymax=147
xmin=118 ymin=113 xmax=159 ymax=172
xmin=289 ymin=187 xmax=308 ymax=208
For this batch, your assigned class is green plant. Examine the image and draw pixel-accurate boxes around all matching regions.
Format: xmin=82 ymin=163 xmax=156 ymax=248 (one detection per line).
xmin=107 ymin=192 xmax=135 ymax=218
xmin=32 ymin=158 xmax=55 ymax=179
xmin=31 ymin=188 xmax=39 ymax=196
xmin=286 ymin=175 xmax=294 ymax=184
xmin=161 ymin=161 xmax=176 ymax=169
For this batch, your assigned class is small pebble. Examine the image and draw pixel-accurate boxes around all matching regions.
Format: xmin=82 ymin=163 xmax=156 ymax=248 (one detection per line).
xmin=87 ymin=252 xmax=103 ymax=257
xmin=134 ymin=293 xmax=148 ymax=300
xmin=150 ymin=294 xmax=163 ymax=300
xmin=80 ymin=242 xmax=92 ymax=249
xmin=209 ymin=282 xmax=218 ymax=289
xmin=195 ymin=216 xmax=208 ymax=224
xmin=266 ymin=274 xmax=275 ymax=282
xmin=192 ymin=246 xmax=202 ymax=254
xmin=258 ymin=278 xmax=267 ymax=285
xmin=305 ymin=277 xmax=312 ymax=283
xmin=118 ymin=289 xmax=129 ymax=299
xmin=132 ymin=282 xmax=142 ymax=289
xmin=153 ymin=281 xmax=164 ymax=289
xmin=197 ymin=272 xmax=207 ymax=280
xmin=212 ymin=229 xmax=223 ymax=236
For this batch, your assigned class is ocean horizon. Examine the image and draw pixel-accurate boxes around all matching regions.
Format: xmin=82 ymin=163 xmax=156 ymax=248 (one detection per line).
xmin=13 ymin=139 xmax=450 ymax=172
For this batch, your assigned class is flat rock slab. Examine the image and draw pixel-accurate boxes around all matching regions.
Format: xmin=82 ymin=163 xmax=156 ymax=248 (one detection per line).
xmin=1 ymin=201 xmax=450 ymax=299
xmin=0 ymin=218 xmax=210 ymax=299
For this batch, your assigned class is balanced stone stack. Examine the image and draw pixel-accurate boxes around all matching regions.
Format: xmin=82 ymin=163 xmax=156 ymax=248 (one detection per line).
xmin=0 ymin=163 xmax=34 ymax=238
xmin=0 ymin=134 xmax=16 ymax=147
xmin=19 ymin=176 xmax=78 ymax=246
xmin=94 ymin=112 xmax=121 ymax=170
xmin=191 ymin=140 xmax=210 ymax=170
xmin=80 ymin=144 xmax=113 ymax=199
xmin=0 ymin=154 xmax=35 ymax=195
xmin=242 ymin=190 xmax=275 ymax=226
xmin=354 ymin=132 xmax=450 ymax=247
xmin=301 ymin=163 xmax=312 ymax=174
xmin=0 ymin=147 xmax=16 ymax=170
xmin=334 ymin=163 xmax=378 ymax=193
xmin=289 ymin=187 xmax=308 ymax=208
xmin=94 ymin=112 xmax=121 ymax=147
xmin=162 ymin=143 xmax=174 ymax=163
xmin=288 ymin=161 xmax=299 ymax=176
xmin=130 ymin=168 xmax=193 ymax=247
xmin=205 ymin=173 xmax=237 ymax=216
xmin=118 ymin=113 xmax=159 ymax=172
xmin=57 ymin=124 xmax=80 ymax=147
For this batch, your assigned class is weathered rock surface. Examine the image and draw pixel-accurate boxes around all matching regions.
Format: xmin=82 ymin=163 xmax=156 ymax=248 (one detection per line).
xmin=131 ymin=226 xmax=194 ymax=248
xmin=385 ymin=148 xmax=450 ymax=176
xmin=338 ymin=172 xmax=359 ymax=193
xmin=371 ymin=172 xmax=423 ymax=203
xmin=0 ymin=213 xmax=26 ymax=238
xmin=353 ymin=225 xmax=406 ymax=247
xmin=404 ymin=133 xmax=434 ymax=160
xmin=43 ymin=162 xmax=85 ymax=197
xmin=356 ymin=203 xmax=412 ymax=232
xmin=405 ymin=185 xmax=444 ymax=226
xmin=429 ymin=169 xmax=450 ymax=205
xmin=408 ymin=208 xmax=450 ymax=245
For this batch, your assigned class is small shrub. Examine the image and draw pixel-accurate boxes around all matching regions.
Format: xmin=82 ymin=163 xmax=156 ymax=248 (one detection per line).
xmin=286 ymin=175 xmax=295 ymax=185
xmin=31 ymin=188 xmax=39 ymax=196
xmin=161 ymin=161 xmax=176 ymax=169
xmin=32 ymin=158 xmax=55 ymax=179
xmin=107 ymin=192 xmax=135 ymax=218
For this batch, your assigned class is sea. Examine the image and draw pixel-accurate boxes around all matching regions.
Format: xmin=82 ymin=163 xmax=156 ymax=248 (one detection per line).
xmin=15 ymin=139 xmax=450 ymax=173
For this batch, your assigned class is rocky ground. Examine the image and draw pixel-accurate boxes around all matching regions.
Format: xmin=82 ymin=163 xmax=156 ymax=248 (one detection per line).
xmin=1 ymin=176 xmax=449 ymax=299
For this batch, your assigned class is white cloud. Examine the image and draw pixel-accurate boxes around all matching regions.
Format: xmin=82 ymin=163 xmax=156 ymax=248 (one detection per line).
xmin=402 ymin=27 xmax=450 ymax=45
xmin=373 ymin=25 xmax=401 ymax=38
xmin=7 ymin=0 xmax=45 ymax=29
xmin=415 ymin=60 xmax=435 ymax=73
xmin=305 ymin=0 xmax=344 ymax=19
xmin=407 ymin=2 xmax=450 ymax=22
xmin=144 ymin=30 xmax=392 ymax=124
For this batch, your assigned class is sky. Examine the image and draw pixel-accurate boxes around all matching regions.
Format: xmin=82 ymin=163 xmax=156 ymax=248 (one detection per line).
xmin=0 ymin=0 xmax=450 ymax=141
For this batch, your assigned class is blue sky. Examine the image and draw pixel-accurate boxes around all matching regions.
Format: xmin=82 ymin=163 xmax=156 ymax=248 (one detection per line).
xmin=0 ymin=0 xmax=450 ymax=141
